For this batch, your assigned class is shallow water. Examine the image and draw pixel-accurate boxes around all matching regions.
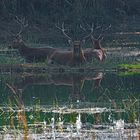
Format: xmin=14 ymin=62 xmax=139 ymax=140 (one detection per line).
xmin=0 ymin=70 xmax=140 ymax=139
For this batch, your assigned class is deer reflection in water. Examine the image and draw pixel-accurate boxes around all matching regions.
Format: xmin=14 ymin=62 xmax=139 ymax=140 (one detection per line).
xmin=6 ymin=72 xmax=103 ymax=101
xmin=5 ymin=71 xmax=103 ymax=139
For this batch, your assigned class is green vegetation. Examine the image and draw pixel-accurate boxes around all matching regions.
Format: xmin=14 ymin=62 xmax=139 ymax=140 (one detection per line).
xmin=0 ymin=55 xmax=24 ymax=64
xmin=119 ymin=63 xmax=140 ymax=69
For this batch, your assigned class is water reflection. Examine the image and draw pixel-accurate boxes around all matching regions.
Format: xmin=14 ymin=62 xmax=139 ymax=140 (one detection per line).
xmin=5 ymin=71 xmax=103 ymax=102
xmin=0 ymin=70 xmax=140 ymax=139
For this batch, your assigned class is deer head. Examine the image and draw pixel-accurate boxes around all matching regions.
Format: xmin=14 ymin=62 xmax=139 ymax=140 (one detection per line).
xmin=91 ymin=24 xmax=111 ymax=49
xmin=90 ymin=24 xmax=111 ymax=61
xmin=8 ymin=35 xmax=24 ymax=49
xmin=8 ymin=16 xmax=28 ymax=49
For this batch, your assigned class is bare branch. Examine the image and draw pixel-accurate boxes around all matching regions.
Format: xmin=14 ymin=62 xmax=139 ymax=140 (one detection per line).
xmin=14 ymin=16 xmax=28 ymax=36
xmin=80 ymin=23 xmax=102 ymax=41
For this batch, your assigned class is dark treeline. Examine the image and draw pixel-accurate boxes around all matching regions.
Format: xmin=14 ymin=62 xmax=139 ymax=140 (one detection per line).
xmin=0 ymin=0 xmax=140 ymax=24
xmin=0 ymin=0 xmax=140 ymax=44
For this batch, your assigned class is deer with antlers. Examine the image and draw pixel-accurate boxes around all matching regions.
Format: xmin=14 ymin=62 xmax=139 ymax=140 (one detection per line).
xmin=48 ymin=41 xmax=86 ymax=66
xmin=80 ymin=24 xmax=111 ymax=62
xmin=48 ymin=23 xmax=94 ymax=66
xmin=49 ymin=23 xmax=111 ymax=66
xmin=8 ymin=16 xmax=57 ymax=62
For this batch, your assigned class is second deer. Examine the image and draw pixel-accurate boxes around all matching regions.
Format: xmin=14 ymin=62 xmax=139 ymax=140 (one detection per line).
xmin=8 ymin=16 xmax=57 ymax=62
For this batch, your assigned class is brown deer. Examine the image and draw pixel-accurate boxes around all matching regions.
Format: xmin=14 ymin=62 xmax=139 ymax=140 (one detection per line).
xmin=48 ymin=41 xmax=86 ymax=66
xmin=81 ymin=24 xmax=111 ymax=62
xmin=8 ymin=16 xmax=57 ymax=62
xmin=49 ymin=23 xmax=111 ymax=65
xmin=9 ymin=35 xmax=57 ymax=62
xmin=83 ymin=36 xmax=106 ymax=62
xmin=48 ymin=23 xmax=94 ymax=66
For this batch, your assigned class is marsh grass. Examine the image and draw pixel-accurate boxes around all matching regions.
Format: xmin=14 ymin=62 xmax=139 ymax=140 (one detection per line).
xmin=0 ymin=95 xmax=140 ymax=139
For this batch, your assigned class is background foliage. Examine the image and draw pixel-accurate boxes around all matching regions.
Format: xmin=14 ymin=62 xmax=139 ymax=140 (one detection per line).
xmin=0 ymin=0 xmax=140 ymax=44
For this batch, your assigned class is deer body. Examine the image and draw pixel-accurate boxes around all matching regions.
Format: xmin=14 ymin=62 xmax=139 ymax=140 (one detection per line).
xmin=18 ymin=44 xmax=56 ymax=62
xmin=48 ymin=46 xmax=105 ymax=66
xmin=9 ymin=38 xmax=57 ymax=62
xmin=48 ymin=50 xmax=86 ymax=66
xmin=49 ymin=50 xmax=72 ymax=65
xmin=83 ymin=48 xmax=106 ymax=62
xmin=49 ymin=42 xmax=105 ymax=65
xmin=91 ymin=37 xmax=106 ymax=61
xmin=48 ymin=41 xmax=86 ymax=66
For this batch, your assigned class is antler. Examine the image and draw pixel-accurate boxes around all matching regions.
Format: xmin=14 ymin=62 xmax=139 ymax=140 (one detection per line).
xmin=14 ymin=16 xmax=28 ymax=37
xmin=83 ymin=23 xmax=94 ymax=40
xmin=80 ymin=23 xmax=100 ymax=41
xmin=97 ymin=24 xmax=111 ymax=40
xmin=55 ymin=22 xmax=72 ymax=41
xmin=7 ymin=16 xmax=28 ymax=37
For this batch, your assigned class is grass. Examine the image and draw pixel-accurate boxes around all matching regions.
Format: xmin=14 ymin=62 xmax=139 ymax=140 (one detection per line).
xmin=118 ymin=63 xmax=140 ymax=69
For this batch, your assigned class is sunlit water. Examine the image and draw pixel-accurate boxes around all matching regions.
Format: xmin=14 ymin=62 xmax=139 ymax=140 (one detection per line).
xmin=0 ymin=69 xmax=140 ymax=139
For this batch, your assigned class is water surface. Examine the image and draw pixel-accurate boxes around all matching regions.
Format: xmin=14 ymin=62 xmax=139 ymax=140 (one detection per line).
xmin=0 ymin=70 xmax=140 ymax=139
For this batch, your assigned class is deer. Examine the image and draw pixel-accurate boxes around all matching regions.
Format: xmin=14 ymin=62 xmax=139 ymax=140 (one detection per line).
xmin=48 ymin=23 xmax=94 ymax=66
xmin=48 ymin=41 xmax=86 ymax=66
xmin=8 ymin=16 xmax=57 ymax=62
xmin=49 ymin=23 xmax=111 ymax=66
xmin=80 ymin=24 xmax=111 ymax=62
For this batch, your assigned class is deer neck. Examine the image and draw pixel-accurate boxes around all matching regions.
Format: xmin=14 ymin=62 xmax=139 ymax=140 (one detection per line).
xmin=94 ymin=42 xmax=102 ymax=49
